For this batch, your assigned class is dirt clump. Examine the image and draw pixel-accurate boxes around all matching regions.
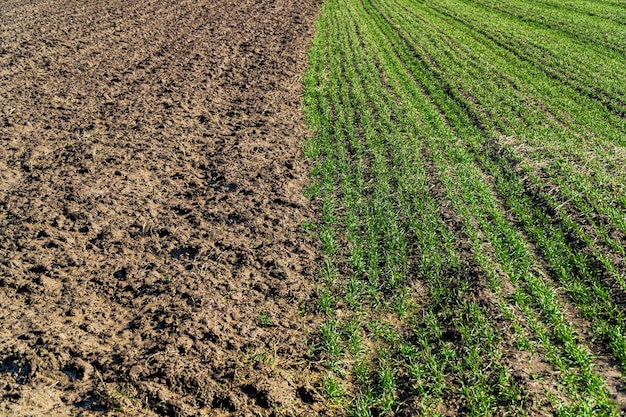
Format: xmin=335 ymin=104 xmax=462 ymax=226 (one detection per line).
xmin=0 ymin=0 xmax=323 ymax=414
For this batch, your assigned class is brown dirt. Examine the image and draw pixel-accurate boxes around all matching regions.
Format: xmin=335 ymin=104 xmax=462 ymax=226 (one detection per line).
xmin=0 ymin=0 xmax=325 ymax=415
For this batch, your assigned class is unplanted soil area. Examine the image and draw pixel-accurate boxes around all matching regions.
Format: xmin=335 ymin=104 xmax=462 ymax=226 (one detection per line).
xmin=0 ymin=0 xmax=323 ymax=415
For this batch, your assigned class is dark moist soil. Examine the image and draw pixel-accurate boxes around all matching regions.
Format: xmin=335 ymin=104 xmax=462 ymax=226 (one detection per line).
xmin=0 ymin=0 xmax=324 ymax=415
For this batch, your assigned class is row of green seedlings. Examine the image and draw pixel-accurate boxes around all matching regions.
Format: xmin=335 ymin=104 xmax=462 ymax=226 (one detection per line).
xmin=402 ymin=0 xmax=626 ymax=304
xmin=363 ymin=0 xmax=626 ymax=301
xmin=525 ymin=0 xmax=626 ymax=27
xmin=426 ymin=0 xmax=626 ymax=134
xmin=348 ymin=1 xmax=534 ymax=413
xmin=305 ymin=0 xmax=545 ymax=415
xmin=461 ymin=0 xmax=626 ymax=54
xmin=418 ymin=0 xmax=626 ymax=241
xmin=306 ymin=0 xmax=624 ymax=412
xmin=358 ymin=0 xmax=616 ymax=412
xmin=361 ymin=0 xmax=625 ymax=413
xmin=378 ymin=0 xmax=623 ymax=354
xmin=378 ymin=0 xmax=626 ymax=374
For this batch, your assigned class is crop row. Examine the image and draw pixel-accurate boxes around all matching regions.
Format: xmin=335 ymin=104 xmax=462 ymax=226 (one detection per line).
xmin=303 ymin=0 xmax=626 ymax=415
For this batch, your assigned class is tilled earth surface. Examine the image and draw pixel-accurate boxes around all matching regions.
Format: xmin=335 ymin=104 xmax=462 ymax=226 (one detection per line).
xmin=0 ymin=0 xmax=324 ymax=415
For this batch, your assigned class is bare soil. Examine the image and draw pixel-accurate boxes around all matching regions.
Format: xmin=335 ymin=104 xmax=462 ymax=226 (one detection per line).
xmin=0 ymin=0 xmax=324 ymax=415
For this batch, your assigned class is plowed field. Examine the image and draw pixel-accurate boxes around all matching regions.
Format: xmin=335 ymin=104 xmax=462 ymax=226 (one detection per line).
xmin=0 ymin=0 xmax=323 ymax=415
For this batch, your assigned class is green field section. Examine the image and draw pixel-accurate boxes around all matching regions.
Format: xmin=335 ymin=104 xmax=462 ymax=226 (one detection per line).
xmin=302 ymin=0 xmax=626 ymax=415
